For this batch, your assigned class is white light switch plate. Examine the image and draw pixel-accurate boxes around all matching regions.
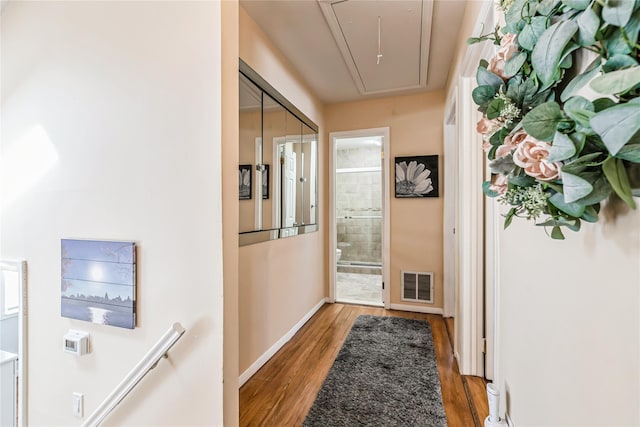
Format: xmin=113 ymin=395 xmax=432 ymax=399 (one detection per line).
xmin=72 ymin=392 xmax=84 ymax=418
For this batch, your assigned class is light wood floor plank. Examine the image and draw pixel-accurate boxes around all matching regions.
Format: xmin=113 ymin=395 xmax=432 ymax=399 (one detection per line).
xmin=240 ymin=303 xmax=476 ymax=426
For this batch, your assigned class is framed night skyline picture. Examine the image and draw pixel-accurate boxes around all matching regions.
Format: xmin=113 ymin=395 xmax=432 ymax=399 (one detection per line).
xmin=61 ymin=239 xmax=136 ymax=329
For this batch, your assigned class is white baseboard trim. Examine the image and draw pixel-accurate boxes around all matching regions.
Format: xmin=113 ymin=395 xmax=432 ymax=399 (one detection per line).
xmin=239 ymin=298 xmax=328 ymax=387
xmin=388 ymin=303 xmax=444 ymax=315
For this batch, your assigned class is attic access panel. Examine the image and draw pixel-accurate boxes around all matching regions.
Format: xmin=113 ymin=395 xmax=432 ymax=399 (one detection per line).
xmin=319 ymin=0 xmax=433 ymax=96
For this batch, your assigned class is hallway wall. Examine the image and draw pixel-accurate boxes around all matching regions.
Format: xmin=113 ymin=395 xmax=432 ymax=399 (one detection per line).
xmin=0 ymin=2 xmax=225 ymax=424
xmin=238 ymin=6 xmax=327 ymax=376
xmin=496 ymin=210 xmax=640 ymax=425
xmin=325 ymin=92 xmax=446 ymax=310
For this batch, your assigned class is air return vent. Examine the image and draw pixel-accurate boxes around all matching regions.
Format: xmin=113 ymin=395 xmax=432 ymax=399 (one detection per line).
xmin=401 ymin=271 xmax=434 ymax=304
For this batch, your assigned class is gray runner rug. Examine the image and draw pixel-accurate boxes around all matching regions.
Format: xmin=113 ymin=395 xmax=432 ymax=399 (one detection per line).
xmin=302 ymin=314 xmax=448 ymax=426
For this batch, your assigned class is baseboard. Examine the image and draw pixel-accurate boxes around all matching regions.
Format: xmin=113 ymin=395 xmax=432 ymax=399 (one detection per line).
xmin=239 ymin=298 xmax=328 ymax=387
xmin=388 ymin=303 xmax=444 ymax=315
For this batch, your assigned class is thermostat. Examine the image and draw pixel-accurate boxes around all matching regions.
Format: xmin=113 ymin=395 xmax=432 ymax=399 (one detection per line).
xmin=63 ymin=330 xmax=90 ymax=355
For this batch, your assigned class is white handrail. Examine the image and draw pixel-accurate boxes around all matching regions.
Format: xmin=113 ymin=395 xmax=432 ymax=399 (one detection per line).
xmin=82 ymin=322 xmax=186 ymax=427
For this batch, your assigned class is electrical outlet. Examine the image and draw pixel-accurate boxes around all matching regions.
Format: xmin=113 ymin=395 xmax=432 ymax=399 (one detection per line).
xmin=72 ymin=393 xmax=84 ymax=418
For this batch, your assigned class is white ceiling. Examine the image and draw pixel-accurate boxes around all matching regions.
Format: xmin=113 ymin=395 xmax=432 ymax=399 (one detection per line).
xmin=240 ymin=0 xmax=467 ymax=104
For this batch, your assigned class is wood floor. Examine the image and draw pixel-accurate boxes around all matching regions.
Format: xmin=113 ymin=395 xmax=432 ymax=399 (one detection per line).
xmin=240 ymin=303 xmax=487 ymax=426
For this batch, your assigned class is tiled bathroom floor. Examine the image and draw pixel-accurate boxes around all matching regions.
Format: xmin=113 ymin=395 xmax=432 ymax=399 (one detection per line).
xmin=336 ymin=272 xmax=383 ymax=306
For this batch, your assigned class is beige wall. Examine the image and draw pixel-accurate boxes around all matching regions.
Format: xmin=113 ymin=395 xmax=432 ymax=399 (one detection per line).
xmin=222 ymin=0 xmax=240 ymax=425
xmin=497 ymin=209 xmax=640 ymax=425
xmin=238 ymin=6 xmax=327 ymax=375
xmin=1 ymin=1 xmax=225 ymax=425
xmin=325 ymin=92 xmax=446 ymax=309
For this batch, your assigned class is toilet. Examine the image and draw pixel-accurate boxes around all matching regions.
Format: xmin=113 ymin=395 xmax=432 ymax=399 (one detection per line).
xmin=336 ymin=248 xmax=342 ymax=262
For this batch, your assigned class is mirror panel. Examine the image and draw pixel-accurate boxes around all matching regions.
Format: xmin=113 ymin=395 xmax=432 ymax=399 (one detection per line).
xmin=262 ymin=94 xmax=287 ymax=231
xmin=239 ymin=60 xmax=319 ymax=246
xmin=239 ymin=73 xmax=262 ymax=233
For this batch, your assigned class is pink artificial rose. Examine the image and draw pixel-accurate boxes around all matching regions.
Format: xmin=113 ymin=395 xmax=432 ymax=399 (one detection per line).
xmin=496 ymin=129 xmax=528 ymax=158
xmin=512 ymin=136 xmax=562 ymax=181
xmin=487 ymin=33 xmax=519 ymax=80
xmin=482 ymin=140 xmax=492 ymax=153
xmin=489 ymin=174 xmax=509 ymax=195
xmin=477 ymin=117 xmax=499 ymax=135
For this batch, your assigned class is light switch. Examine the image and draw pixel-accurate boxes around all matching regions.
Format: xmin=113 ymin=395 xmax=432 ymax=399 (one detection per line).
xmin=72 ymin=392 xmax=84 ymax=418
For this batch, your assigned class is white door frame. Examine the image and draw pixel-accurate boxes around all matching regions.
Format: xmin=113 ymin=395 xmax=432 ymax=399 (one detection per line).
xmin=329 ymin=127 xmax=391 ymax=308
xmin=443 ymin=93 xmax=457 ymax=319
xmin=445 ymin=0 xmax=498 ymax=378
xmin=0 ymin=260 xmax=28 ymax=427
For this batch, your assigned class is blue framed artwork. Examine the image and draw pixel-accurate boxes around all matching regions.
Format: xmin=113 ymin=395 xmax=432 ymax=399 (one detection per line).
xmin=61 ymin=239 xmax=136 ymax=329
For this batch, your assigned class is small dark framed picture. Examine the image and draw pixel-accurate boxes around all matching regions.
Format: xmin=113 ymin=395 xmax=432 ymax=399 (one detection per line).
xmin=239 ymin=164 xmax=252 ymax=200
xmin=262 ymin=164 xmax=269 ymax=199
xmin=395 ymin=155 xmax=439 ymax=198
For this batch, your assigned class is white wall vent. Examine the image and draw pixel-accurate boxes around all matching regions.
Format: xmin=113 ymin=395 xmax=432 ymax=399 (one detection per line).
xmin=401 ymin=271 xmax=434 ymax=304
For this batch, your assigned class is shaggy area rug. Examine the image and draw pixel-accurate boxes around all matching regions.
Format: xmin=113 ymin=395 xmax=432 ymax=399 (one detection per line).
xmin=303 ymin=315 xmax=447 ymax=426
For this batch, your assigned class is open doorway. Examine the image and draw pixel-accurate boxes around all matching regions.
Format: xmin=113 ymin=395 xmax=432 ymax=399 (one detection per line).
xmin=0 ymin=260 xmax=27 ymax=427
xmin=330 ymin=128 xmax=390 ymax=307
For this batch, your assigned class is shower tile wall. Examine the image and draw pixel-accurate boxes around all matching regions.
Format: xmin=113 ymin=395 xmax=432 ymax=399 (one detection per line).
xmin=336 ymin=145 xmax=382 ymax=265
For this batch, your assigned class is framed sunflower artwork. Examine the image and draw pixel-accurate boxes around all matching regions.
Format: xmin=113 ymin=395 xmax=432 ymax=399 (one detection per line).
xmin=394 ymin=155 xmax=439 ymax=198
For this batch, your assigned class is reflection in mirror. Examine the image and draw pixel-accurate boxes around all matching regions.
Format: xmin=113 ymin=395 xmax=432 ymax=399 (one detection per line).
xmin=239 ymin=73 xmax=262 ymax=233
xmin=239 ymin=60 xmax=319 ymax=246
xmin=263 ymin=94 xmax=286 ymax=231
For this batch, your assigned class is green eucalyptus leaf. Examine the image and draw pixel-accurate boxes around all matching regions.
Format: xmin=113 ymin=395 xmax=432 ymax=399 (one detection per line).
xmin=615 ymin=144 xmax=640 ymax=163
xmin=489 ymin=155 xmax=516 ymax=175
xmin=551 ymin=226 xmax=565 ymax=239
xmin=549 ymin=131 xmax=577 ymax=162
xmin=602 ymin=0 xmax=635 ymax=27
xmin=532 ymin=20 xmax=579 ymax=84
xmin=504 ymin=52 xmax=527 ymax=77
xmin=570 ymin=131 xmax=587 ymax=155
xmin=522 ymin=102 xmax=565 ymax=141
xmin=574 ymin=175 xmax=612 ymax=205
xmin=576 ymin=6 xmax=599 ymax=46
xmin=518 ymin=17 xmax=549 ymax=51
xmin=538 ymin=0 xmax=561 ymax=15
xmin=565 ymin=218 xmax=582 ymax=232
xmin=562 ymin=0 xmax=591 ymax=10
xmin=581 ymin=205 xmax=599 ymax=222
xmin=561 ymin=171 xmax=594 ymax=203
xmin=590 ymin=102 xmax=640 ymax=155
xmin=560 ymin=57 xmax=601 ymax=102
xmin=509 ymin=174 xmax=536 ymax=187
xmin=472 ymin=85 xmax=497 ymax=105
xmin=549 ymin=192 xmax=586 ymax=217
xmin=486 ymin=98 xmax=506 ymax=120
xmin=606 ymin=9 xmax=640 ymax=55
xmin=483 ymin=180 xmax=500 ymax=198
xmin=590 ymin=66 xmax=640 ymax=95
xmin=504 ymin=207 xmax=517 ymax=229
xmin=477 ymin=66 xmax=504 ymax=89
xmin=602 ymin=157 xmax=637 ymax=208
xmin=506 ymin=0 xmax=529 ymax=24
xmin=603 ymin=55 xmax=638 ymax=73
xmin=592 ymin=97 xmax=617 ymax=112
xmin=564 ymin=96 xmax=595 ymax=129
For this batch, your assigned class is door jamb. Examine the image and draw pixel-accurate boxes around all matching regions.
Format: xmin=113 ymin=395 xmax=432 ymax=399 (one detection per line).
xmin=329 ymin=127 xmax=390 ymax=308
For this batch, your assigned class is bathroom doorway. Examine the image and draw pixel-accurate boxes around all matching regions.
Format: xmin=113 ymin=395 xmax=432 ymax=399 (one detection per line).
xmin=329 ymin=128 xmax=390 ymax=307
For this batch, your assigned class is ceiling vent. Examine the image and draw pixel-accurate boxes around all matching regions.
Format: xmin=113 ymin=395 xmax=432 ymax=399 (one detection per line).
xmin=401 ymin=271 xmax=434 ymax=304
xmin=318 ymin=0 xmax=433 ymax=96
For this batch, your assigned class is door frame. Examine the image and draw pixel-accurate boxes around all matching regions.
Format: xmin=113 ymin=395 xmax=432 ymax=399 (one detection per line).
xmin=444 ymin=0 xmax=498 ymax=378
xmin=329 ymin=127 xmax=391 ymax=308
xmin=0 ymin=260 xmax=28 ymax=427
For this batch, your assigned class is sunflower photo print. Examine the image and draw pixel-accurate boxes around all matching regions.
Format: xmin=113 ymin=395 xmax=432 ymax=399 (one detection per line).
xmin=395 ymin=155 xmax=439 ymax=198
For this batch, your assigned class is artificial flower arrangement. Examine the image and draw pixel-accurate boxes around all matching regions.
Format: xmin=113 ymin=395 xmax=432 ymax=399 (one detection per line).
xmin=469 ymin=0 xmax=640 ymax=239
